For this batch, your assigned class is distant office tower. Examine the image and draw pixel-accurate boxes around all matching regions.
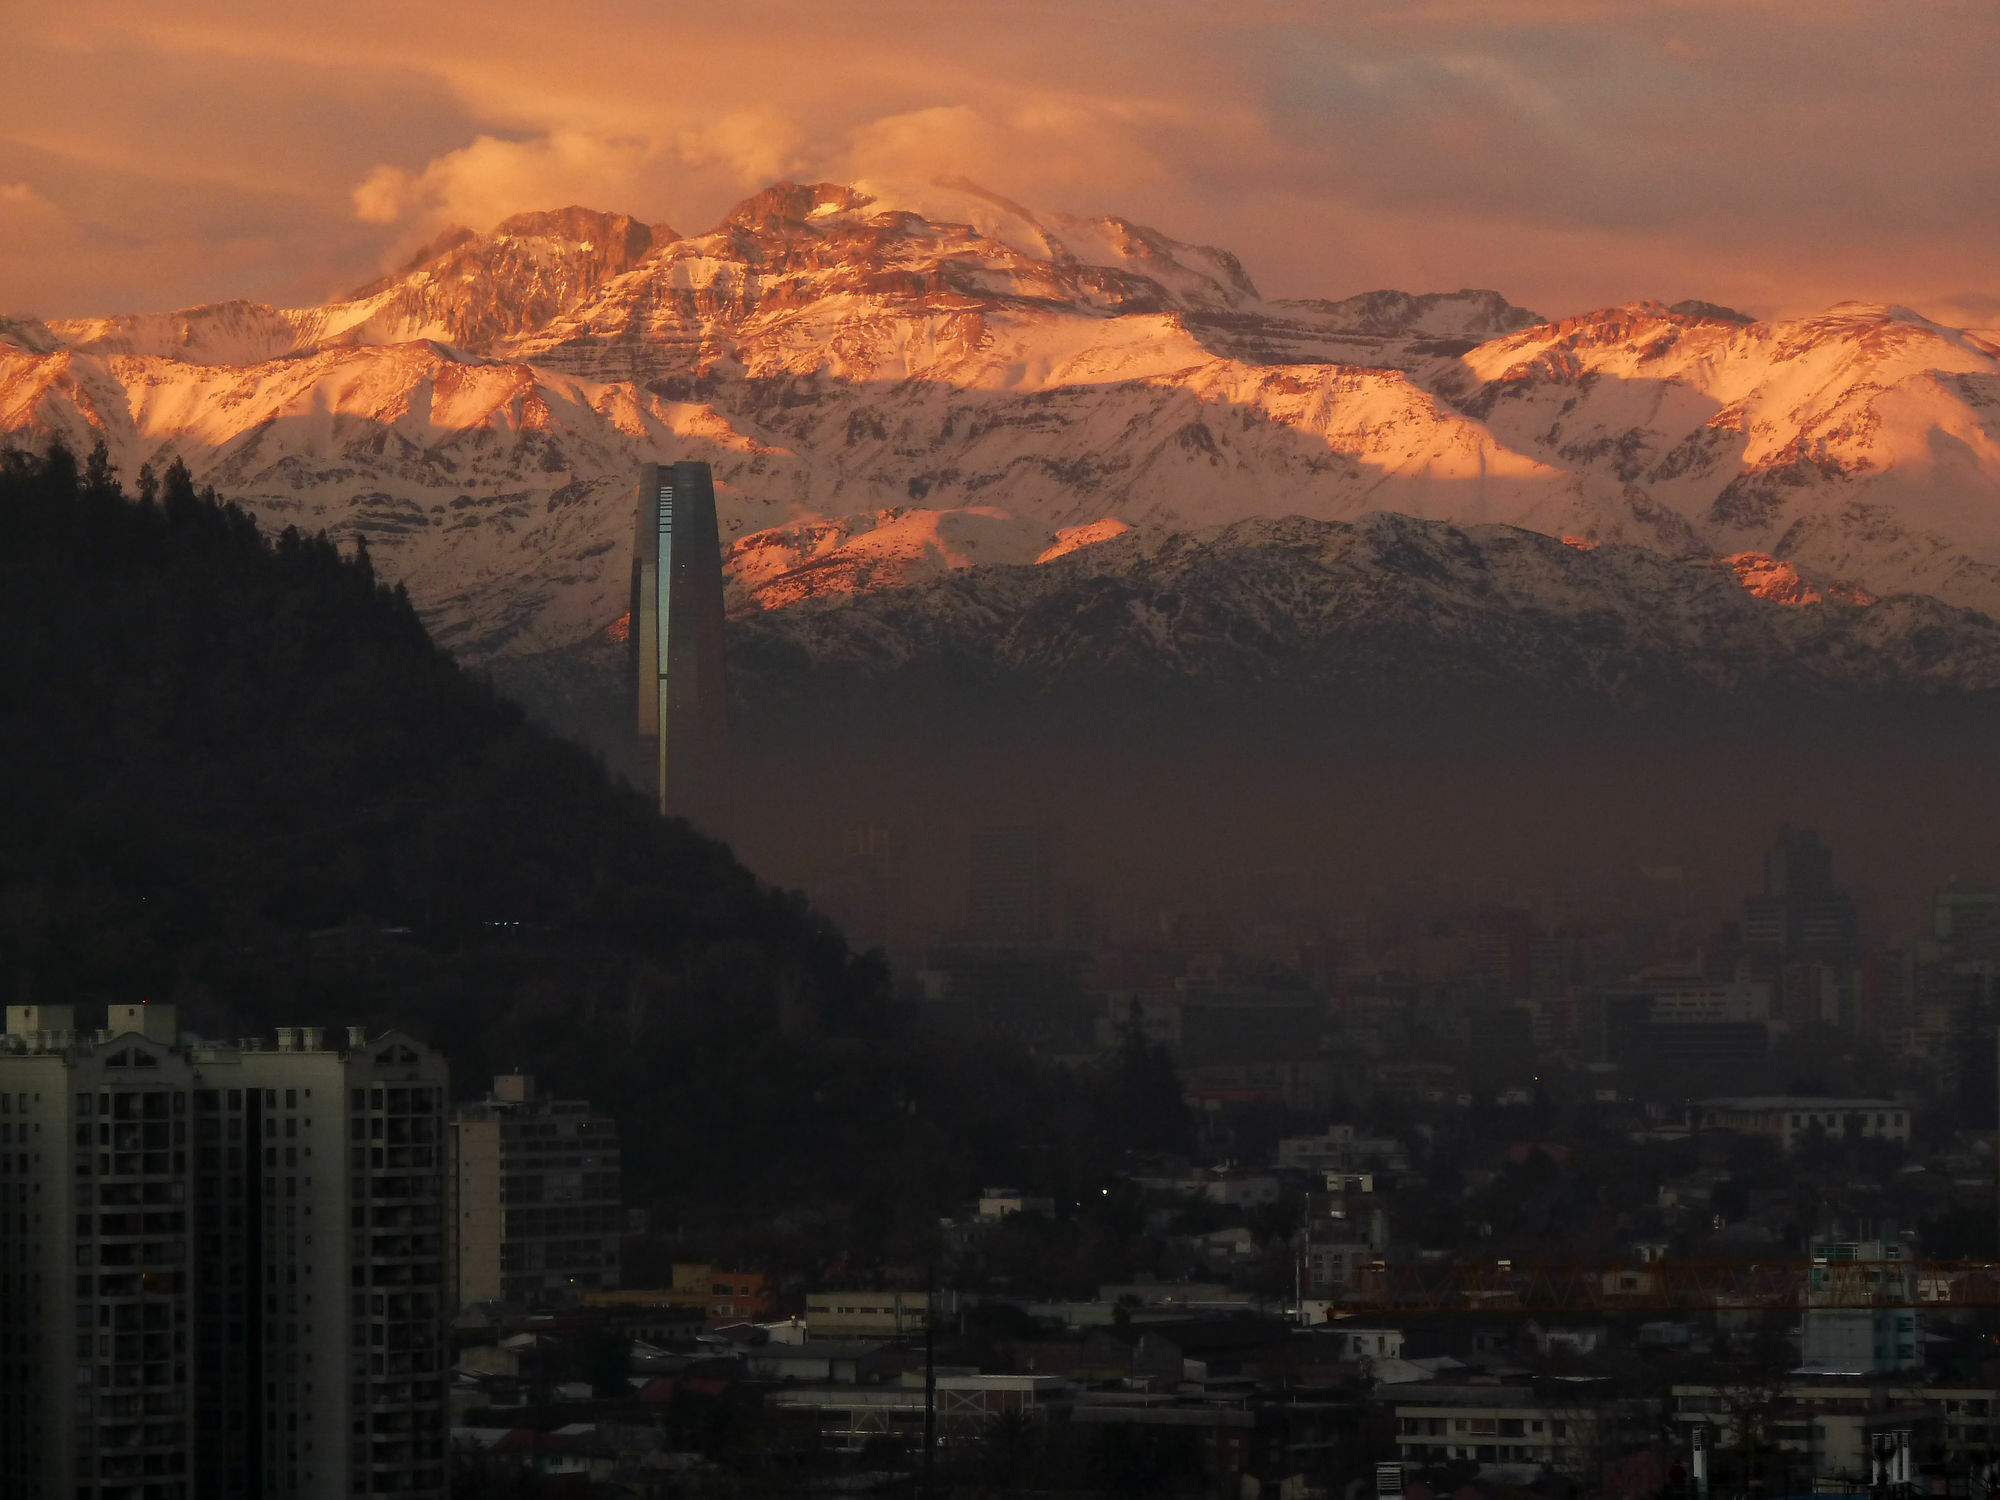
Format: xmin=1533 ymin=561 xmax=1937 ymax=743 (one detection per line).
xmin=1934 ymin=878 xmax=2000 ymax=957
xmin=0 ymin=1005 xmax=449 ymax=1500
xmin=1742 ymin=825 xmax=1859 ymax=959
xmin=630 ymin=460 xmax=729 ymax=827
xmin=967 ymin=825 xmax=1056 ymax=942
xmin=451 ymin=1073 xmax=622 ymax=1310
xmin=818 ymin=823 xmax=895 ymax=952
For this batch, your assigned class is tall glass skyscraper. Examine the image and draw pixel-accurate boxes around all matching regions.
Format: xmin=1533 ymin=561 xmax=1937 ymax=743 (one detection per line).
xmin=629 ymin=461 xmax=730 ymax=827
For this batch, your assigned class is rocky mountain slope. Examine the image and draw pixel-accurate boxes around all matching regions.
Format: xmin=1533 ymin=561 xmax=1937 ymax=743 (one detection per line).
xmin=726 ymin=512 xmax=2000 ymax=708
xmin=3 ymin=179 xmax=1997 ymax=670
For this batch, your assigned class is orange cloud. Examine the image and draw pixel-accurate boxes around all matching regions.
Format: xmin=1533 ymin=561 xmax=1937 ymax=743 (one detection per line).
xmin=0 ymin=0 xmax=1992 ymax=323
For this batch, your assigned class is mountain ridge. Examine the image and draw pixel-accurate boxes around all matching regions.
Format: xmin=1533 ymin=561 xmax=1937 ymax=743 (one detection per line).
xmin=725 ymin=510 xmax=2000 ymax=707
xmin=3 ymin=177 xmax=1997 ymax=670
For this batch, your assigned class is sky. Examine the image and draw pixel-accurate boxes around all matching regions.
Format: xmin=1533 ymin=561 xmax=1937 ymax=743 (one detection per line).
xmin=3 ymin=0 xmax=1995 ymax=326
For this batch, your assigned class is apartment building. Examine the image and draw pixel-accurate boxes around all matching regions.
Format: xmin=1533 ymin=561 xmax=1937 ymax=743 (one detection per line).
xmin=1390 ymin=1381 xmax=1657 ymax=1477
xmin=0 ymin=1003 xmax=450 ymax=1500
xmin=451 ymin=1073 xmax=621 ymax=1308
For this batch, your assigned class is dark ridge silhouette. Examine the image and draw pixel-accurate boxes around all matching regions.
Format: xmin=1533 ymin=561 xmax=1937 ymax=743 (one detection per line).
xmin=0 ymin=445 xmax=1181 ymax=1241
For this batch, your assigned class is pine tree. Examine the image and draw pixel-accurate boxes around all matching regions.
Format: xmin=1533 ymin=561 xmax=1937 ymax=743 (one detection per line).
xmin=161 ymin=457 xmax=196 ymax=512
xmin=84 ymin=439 xmax=115 ymax=494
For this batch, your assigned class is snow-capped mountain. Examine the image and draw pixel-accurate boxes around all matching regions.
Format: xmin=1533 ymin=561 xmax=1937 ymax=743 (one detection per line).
xmin=3 ymin=178 xmax=1998 ymax=667
xmin=726 ymin=512 xmax=2000 ymax=708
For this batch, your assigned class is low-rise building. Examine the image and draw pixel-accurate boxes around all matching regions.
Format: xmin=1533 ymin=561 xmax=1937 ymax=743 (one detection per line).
xmin=1327 ymin=1326 xmax=1404 ymax=1362
xmin=1692 ymin=1097 xmax=1909 ymax=1151
xmin=1389 ymin=1381 xmax=1658 ymax=1478
xmin=1133 ymin=1167 xmax=1283 ymax=1208
xmin=805 ymin=1289 xmax=933 ymax=1339
xmin=745 ymin=1340 xmax=886 ymax=1385
xmin=1074 ymin=1388 xmax=1344 ymax=1494
xmin=1672 ymin=1382 xmax=2000 ymax=1482
xmin=771 ymin=1373 xmax=1072 ymax=1452
xmin=581 ymin=1264 xmax=775 ymax=1330
xmin=1277 ymin=1126 xmax=1408 ymax=1175
xmin=978 ymin=1187 xmax=1056 ymax=1220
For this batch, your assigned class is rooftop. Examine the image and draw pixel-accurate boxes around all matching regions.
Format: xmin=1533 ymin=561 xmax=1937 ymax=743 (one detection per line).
xmin=1695 ymin=1097 xmax=1902 ymax=1111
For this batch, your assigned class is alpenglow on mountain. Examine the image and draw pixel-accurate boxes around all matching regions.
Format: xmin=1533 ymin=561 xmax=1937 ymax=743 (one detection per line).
xmin=727 ymin=514 xmax=2000 ymax=711
xmin=3 ymin=177 xmax=1998 ymax=673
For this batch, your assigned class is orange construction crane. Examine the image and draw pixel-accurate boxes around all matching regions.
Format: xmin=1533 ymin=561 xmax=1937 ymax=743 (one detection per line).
xmin=1336 ymin=1259 xmax=2000 ymax=1315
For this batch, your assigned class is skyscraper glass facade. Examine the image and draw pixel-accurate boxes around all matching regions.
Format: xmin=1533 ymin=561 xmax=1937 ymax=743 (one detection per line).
xmin=629 ymin=461 xmax=729 ymax=827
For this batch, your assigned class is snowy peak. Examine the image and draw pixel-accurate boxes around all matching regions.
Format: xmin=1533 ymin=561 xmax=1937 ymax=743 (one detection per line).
xmin=348 ymin=206 xmax=668 ymax=301
xmin=39 ymin=205 xmax=676 ymax=366
xmin=1667 ymin=299 xmax=1755 ymax=325
xmin=724 ymin=505 xmax=1054 ymax=613
xmin=7 ymin=176 xmax=2000 ymax=675
xmin=1725 ymin=551 xmax=1876 ymax=607
xmin=44 ymin=300 xmax=327 ymax=366
xmin=316 ymin=204 xmax=676 ymax=353
xmin=788 ymin=176 xmax=1261 ymax=309
xmin=1274 ymin=288 xmax=1544 ymax=342
xmin=659 ymin=176 xmax=1261 ymax=319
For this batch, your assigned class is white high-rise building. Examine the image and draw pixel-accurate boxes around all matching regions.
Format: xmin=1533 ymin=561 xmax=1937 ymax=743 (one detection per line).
xmin=0 ymin=1003 xmax=449 ymax=1500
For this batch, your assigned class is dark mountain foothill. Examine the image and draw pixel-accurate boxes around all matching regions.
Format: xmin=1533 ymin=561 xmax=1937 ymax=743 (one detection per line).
xmin=0 ymin=446 xmax=1178 ymax=1245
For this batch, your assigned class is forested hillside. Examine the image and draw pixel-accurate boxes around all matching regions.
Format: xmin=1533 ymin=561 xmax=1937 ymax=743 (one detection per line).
xmin=0 ymin=446 xmax=1184 ymax=1255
